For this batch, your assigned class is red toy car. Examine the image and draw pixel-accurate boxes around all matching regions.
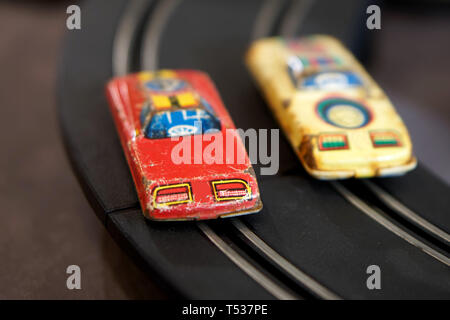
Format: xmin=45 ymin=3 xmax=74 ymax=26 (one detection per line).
xmin=106 ymin=70 xmax=262 ymax=221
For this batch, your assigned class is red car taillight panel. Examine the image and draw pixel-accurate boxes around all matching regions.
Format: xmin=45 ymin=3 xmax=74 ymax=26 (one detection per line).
xmin=211 ymin=179 xmax=251 ymax=201
xmin=153 ymin=183 xmax=193 ymax=207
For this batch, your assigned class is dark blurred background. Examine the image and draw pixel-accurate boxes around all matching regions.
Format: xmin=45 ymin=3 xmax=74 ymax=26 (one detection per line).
xmin=0 ymin=0 xmax=448 ymax=299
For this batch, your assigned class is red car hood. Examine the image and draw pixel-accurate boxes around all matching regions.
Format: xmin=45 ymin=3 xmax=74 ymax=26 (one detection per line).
xmin=131 ymin=132 xmax=252 ymax=183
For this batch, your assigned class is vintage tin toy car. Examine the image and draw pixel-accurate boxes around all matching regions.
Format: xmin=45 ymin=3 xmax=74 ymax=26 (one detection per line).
xmin=246 ymin=35 xmax=417 ymax=179
xmin=106 ymin=70 xmax=262 ymax=220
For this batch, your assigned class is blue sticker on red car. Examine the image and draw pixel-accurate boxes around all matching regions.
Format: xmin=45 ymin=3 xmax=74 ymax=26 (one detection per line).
xmin=144 ymin=78 xmax=187 ymax=92
xmin=144 ymin=108 xmax=221 ymax=139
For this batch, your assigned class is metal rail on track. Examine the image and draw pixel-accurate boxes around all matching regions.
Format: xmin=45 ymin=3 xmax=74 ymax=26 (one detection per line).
xmin=331 ymin=182 xmax=450 ymax=266
xmin=363 ymin=180 xmax=450 ymax=244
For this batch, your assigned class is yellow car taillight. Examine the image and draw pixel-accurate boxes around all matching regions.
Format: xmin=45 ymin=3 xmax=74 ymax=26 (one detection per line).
xmin=318 ymin=133 xmax=349 ymax=151
xmin=153 ymin=183 xmax=192 ymax=207
xmin=370 ymin=131 xmax=402 ymax=148
xmin=211 ymin=179 xmax=251 ymax=201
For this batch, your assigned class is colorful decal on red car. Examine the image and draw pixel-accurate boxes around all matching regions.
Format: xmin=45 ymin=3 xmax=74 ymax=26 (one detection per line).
xmin=150 ymin=92 xmax=199 ymax=110
xmin=143 ymin=108 xmax=221 ymax=139
xmin=144 ymin=78 xmax=187 ymax=92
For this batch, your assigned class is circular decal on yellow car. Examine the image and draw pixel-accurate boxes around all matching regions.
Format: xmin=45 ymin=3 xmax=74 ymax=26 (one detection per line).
xmin=317 ymin=98 xmax=371 ymax=129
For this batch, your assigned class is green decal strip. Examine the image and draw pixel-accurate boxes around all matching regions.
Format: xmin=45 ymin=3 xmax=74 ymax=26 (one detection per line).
xmin=322 ymin=141 xmax=346 ymax=149
xmin=374 ymin=139 xmax=398 ymax=145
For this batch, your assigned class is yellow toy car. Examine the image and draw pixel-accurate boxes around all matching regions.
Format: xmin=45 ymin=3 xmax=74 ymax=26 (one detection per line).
xmin=246 ymin=35 xmax=417 ymax=179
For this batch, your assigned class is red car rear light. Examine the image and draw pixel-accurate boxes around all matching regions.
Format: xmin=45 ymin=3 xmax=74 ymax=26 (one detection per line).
xmin=211 ymin=179 xmax=251 ymax=201
xmin=153 ymin=183 xmax=192 ymax=207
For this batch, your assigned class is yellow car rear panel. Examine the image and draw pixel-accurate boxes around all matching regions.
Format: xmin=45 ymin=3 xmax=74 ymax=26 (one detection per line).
xmin=246 ymin=35 xmax=417 ymax=179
